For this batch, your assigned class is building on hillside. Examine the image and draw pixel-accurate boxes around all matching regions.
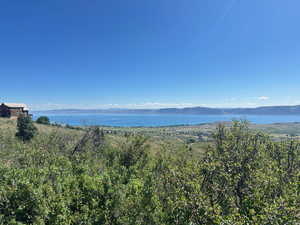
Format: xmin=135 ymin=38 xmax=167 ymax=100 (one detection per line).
xmin=0 ymin=103 xmax=30 ymax=118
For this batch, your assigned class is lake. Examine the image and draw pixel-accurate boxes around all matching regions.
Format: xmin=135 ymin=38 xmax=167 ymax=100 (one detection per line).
xmin=32 ymin=113 xmax=300 ymax=127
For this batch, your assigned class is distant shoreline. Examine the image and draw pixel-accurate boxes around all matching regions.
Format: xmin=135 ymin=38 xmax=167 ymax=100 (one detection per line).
xmin=33 ymin=104 xmax=300 ymax=116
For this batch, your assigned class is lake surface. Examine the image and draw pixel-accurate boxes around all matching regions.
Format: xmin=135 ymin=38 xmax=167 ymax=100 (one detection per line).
xmin=32 ymin=113 xmax=300 ymax=127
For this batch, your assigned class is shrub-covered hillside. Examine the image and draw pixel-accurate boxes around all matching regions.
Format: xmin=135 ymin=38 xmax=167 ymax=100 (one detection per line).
xmin=0 ymin=118 xmax=299 ymax=224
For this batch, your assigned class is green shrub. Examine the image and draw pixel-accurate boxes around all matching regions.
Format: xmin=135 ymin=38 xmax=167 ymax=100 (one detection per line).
xmin=186 ymin=137 xmax=196 ymax=144
xmin=15 ymin=115 xmax=37 ymax=141
xmin=36 ymin=116 xmax=50 ymax=125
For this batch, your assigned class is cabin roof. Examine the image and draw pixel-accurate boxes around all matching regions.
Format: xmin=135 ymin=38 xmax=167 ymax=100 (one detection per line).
xmin=2 ymin=103 xmax=29 ymax=111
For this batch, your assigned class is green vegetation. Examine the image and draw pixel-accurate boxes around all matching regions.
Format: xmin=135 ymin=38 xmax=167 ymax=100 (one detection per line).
xmin=15 ymin=115 xmax=38 ymax=141
xmin=36 ymin=116 xmax=50 ymax=125
xmin=0 ymin=118 xmax=299 ymax=224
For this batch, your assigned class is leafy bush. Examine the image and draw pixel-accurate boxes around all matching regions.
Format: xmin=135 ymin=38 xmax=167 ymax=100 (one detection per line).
xmin=36 ymin=116 xmax=50 ymax=125
xmin=15 ymin=115 xmax=37 ymax=141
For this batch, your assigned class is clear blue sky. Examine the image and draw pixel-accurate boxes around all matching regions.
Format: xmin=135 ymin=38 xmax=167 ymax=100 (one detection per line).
xmin=1 ymin=0 xmax=300 ymax=110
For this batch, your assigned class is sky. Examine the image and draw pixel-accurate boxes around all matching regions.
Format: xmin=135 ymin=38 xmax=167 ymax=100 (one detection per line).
xmin=1 ymin=0 xmax=300 ymax=110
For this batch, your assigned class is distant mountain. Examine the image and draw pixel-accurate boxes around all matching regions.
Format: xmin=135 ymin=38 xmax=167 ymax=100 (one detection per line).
xmin=34 ymin=105 xmax=300 ymax=115
xmin=226 ymin=105 xmax=300 ymax=115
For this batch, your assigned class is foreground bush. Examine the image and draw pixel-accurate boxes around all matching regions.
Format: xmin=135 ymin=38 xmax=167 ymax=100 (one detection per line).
xmin=0 ymin=121 xmax=299 ymax=224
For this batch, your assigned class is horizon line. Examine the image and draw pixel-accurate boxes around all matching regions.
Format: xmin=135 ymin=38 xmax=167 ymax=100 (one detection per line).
xmin=31 ymin=104 xmax=300 ymax=112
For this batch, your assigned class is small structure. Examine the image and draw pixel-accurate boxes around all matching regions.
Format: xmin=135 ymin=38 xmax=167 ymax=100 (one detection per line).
xmin=0 ymin=103 xmax=30 ymax=118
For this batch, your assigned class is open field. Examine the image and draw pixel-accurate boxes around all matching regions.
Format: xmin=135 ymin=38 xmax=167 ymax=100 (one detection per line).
xmin=97 ymin=121 xmax=300 ymax=141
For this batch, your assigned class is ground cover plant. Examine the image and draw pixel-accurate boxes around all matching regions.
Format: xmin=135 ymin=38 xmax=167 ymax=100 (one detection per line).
xmin=0 ymin=118 xmax=299 ymax=224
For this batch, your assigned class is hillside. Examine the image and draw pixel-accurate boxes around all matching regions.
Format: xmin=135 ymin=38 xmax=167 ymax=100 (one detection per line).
xmin=0 ymin=117 xmax=299 ymax=224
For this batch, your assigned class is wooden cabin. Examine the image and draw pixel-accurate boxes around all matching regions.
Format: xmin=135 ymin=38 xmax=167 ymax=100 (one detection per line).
xmin=0 ymin=103 xmax=30 ymax=118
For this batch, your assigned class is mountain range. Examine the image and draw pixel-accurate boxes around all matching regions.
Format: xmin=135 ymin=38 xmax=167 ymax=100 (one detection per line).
xmin=34 ymin=105 xmax=300 ymax=115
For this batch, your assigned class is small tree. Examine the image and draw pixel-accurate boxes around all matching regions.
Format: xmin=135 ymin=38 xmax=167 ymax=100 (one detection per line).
xmin=16 ymin=115 xmax=37 ymax=141
xmin=120 ymin=135 xmax=149 ymax=169
xmin=36 ymin=116 xmax=50 ymax=125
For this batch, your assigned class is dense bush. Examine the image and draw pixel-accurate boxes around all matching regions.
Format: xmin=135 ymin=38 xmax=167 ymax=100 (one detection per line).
xmin=15 ymin=115 xmax=37 ymax=141
xmin=36 ymin=116 xmax=50 ymax=125
xmin=1 ymin=121 xmax=299 ymax=224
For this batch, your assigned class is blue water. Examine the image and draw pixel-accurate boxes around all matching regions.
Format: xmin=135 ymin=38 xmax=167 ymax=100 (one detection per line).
xmin=32 ymin=113 xmax=300 ymax=127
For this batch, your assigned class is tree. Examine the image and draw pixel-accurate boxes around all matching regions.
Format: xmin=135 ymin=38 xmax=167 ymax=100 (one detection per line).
xmin=36 ymin=116 xmax=50 ymax=125
xmin=16 ymin=115 xmax=37 ymax=141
